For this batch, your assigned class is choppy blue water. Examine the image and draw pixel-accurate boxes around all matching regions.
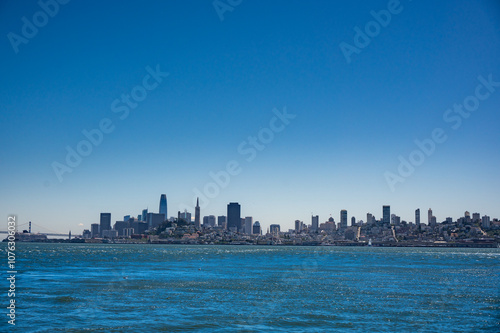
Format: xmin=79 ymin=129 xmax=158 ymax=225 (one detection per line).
xmin=5 ymin=244 xmax=500 ymax=332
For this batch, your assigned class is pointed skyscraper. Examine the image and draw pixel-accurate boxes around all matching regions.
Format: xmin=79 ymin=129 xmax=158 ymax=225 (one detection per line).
xmin=159 ymin=194 xmax=167 ymax=220
xmin=195 ymin=197 xmax=201 ymax=229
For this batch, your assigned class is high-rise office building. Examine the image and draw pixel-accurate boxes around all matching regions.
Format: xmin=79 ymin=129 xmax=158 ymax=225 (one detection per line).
xmin=159 ymin=194 xmax=167 ymax=219
xmin=415 ymin=209 xmax=420 ymax=225
xmin=91 ymin=223 xmax=100 ymax=238
xmin=340 ymin=210 xmax=348 ymax=228
xmin=351 ymin=216 xmax=356 ymax=226
xmin=218 ymin=216 xmax=226 ymax=229
xmin=428 ymin=208 xmax=433 ymax=225
xmin=270 ymin=224 xmax=280 ymax=234
xmin=147 ymin=213 xmax=165 ymax=229
xmin=227 ymin=202 xmax=241 ymax=232
xmin=295 ymin=220 xmax=303 ymax=233
xmin=464 ymin=212 xmax=471 ymax=223
xmin=114 ymin=220 xmax=130 ymax=237
xmin=142 ymin=209 xmax=148 ymax=222
xmin=482 ymin=215 xmax=491 ymax=229
xmin=367 ymin=213 xmax=374 ymax=224
xmin=311 ymin=215 xmax=319 ymax=232
xmin=179 ymin=210 xmax=191 ymax=224
xmin=100 ymin=213 xmax=111 ymax=237
xmin=430 ymin=216 xmax=437 ymax=228
xmin=245 ymin=216 xmax=253 ymax=234
xmin=472 ymin=213 xmax=480 ymax=222
xmin=203 ymin=215 xmax=216 ymax=228
xmin=195 ymin=197 xmax=201 ymax=229
xmin=253 ymin=221 xmax=261 ymax=235
xmin=383 ymin=206 xmax=390 ymax=225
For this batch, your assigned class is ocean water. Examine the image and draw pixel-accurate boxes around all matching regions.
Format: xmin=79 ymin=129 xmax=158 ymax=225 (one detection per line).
xmin=6 ymin=244 xmax=500 ymax=332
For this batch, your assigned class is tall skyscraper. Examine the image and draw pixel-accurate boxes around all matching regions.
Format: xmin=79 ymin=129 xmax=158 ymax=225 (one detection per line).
xmin=367 ymin=213 xmax=374 ymax=224
xmin=91 ymin=223 xmax=100 ymax=238
xmin=142 ymin=208 xmax=148 ymax=222
xmin=159 ymin=194 xmax=167 ymax=219
xmin=253 ymin=221 xmax=261 ymax=235
xmin=428 ymin=208 xmax=433 ymax=225
xmin=351 ymin=216 xmax=356 ymax=226
xmin=100 ymin=213 xmax=111 ymax=237
xmin=311 ymin=215 xmax=319 ymax=232
xmin=227 ymin=202 xmax=241 ymax=232
xmin=482 ymin=215 xmax=491 ymax=229
xmin=383 ymin=206 xmax=390 ymax=225
xmin=218 ymin=215 xmax=226 ymax=229
xmin=245 ymin=216 xmax=253 ymax=235
xmin=340 ymin=210 xmax=348 ymax=228
xmin=195 ymin=197 xmax=201 ymax=229
xmin=295 ymin=220 xmax=303 ymax=233
xmin=415 ymin=208 xmax=420 ymax=225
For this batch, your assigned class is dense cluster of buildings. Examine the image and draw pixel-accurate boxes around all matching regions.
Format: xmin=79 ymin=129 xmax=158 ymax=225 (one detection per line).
xmin=80 ymin=194 xmax=500 ymax=247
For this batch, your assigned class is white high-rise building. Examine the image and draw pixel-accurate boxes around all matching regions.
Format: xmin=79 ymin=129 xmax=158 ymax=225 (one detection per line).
xmin=244 ymin=216 xmax=253 ymax=235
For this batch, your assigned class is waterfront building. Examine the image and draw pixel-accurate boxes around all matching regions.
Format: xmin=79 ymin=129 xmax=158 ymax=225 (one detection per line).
xmin=102 ymin=229 xmax=118 ymax=239
xmin=114 ymin=220 xmax=130 ymax=236
xmin=124 ymin=228 xmax=135 ymax=237
xmin=344 ymin=228 xmax=355 ymax=240
xmin=91 ymin=223 xmax=100 ymax=238
xmin=132 ymin=220 xmax=148 ymax=234
xmin=82 ymin=229 xmax=91 ymax=239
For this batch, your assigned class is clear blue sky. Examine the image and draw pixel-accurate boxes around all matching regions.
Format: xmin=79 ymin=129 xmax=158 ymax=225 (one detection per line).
xmin=1 ymin=0 xmax=499 ymax=234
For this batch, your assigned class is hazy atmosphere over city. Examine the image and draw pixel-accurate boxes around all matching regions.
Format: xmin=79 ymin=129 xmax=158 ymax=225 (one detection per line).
xmin=1 ymin=0 xmax=499 ymax=234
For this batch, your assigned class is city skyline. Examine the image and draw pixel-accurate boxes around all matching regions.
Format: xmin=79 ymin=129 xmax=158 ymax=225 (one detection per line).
xmin=84 ymin=193 xmax=497 ymax=236
xmin=1 ymin=1 xmax=499 ymax=234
